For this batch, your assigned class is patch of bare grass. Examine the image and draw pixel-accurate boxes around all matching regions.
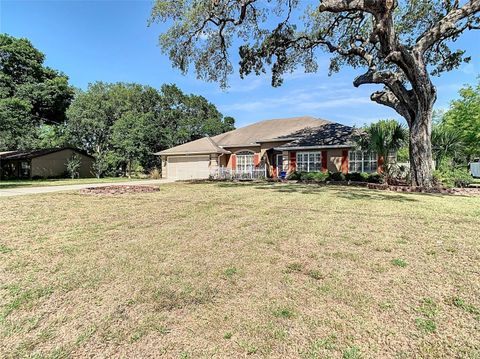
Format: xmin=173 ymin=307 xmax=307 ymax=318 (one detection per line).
xmin=0 ymin=183 xmax=479 ymax=358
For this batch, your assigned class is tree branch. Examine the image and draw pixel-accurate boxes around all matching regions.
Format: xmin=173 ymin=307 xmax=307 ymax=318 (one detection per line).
xmin=371 ymin=90 xmax=413 ymax=124
xmin=318 ymin=0 xmax=383 ymax=14
xmin=416 ymin=0 xmax=480 ymax=53
xmin=353 ymin=69 xmax=415 ymax=111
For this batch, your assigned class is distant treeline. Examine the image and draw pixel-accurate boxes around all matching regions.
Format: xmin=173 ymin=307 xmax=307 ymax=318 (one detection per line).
xmin=0 ymin=34 xmax=235 ymax=177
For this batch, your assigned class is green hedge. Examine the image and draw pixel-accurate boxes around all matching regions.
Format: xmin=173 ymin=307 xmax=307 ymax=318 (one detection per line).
xmin=287 ymin=171 xmax=382 ymax=183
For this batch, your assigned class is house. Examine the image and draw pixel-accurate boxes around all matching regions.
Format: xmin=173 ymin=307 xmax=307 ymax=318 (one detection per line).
xmin=0 ymin=148 xmax=94 ymax=180
xmin=156 ymin=116 xmax=381 ymax=180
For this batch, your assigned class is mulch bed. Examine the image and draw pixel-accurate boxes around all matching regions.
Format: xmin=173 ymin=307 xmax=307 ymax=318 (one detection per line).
xmin=80 ymin=185 xmax=160 ymax=195
xmin=296 ymin=179 xmax=480 ymax=196
xmin=366 ymin=183 xmax=480 ymax=196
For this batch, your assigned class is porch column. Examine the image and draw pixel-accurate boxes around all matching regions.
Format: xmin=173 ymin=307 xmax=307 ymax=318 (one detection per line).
xmin=210 ymin=154 xmax=219 ymax=175
xmin=161 ymin=156 xmax=168 ymax=178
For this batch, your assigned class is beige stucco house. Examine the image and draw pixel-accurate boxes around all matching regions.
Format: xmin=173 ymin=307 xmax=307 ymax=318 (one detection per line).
xmin=157 ymin=116 xmax=382 ymax=180
xmin=0 ymin=148 xmax=94 ymax=179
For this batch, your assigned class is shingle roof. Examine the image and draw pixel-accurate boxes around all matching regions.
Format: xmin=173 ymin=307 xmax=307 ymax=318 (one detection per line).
xmin=211 ymin=116 xmax=330 ymax=146
xmin=276 ymin=123 xmax=359 ymax=149
xmin=0 ymin=148 xmax=93 ymax=160
xmin=156 ymin=136 xmax=230 ymax=155
xmin=0 ymin=151 xmax=17 ymax=157
xmin=157 ymin=116 xmax=333 ymax=155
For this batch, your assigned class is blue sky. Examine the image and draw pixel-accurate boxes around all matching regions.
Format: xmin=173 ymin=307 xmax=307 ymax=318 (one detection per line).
xmin=1 ymin=0 xmax=479 ymax=128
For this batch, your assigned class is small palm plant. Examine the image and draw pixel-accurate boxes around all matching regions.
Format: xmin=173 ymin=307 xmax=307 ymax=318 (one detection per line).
xmin=357 ymin=119 xmax=408 ymax=182
xmin=431 ymin=125 xmax=465 ymax=169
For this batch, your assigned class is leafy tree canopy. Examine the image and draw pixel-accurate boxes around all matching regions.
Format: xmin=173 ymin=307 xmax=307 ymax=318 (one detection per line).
xmin=151 ymin=0 xmax=480 ymax=187
xmin=67 ymin=82 xmax=235 ymax=176
xmin=0 ymin=34 xmax=74 ymax=150
xmin=443 ymin=79 xmax=480 ymax=158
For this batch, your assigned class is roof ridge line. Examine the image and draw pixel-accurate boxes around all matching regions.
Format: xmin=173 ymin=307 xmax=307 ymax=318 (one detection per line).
xmin=205 ymin=136 xmax=223 ymax=151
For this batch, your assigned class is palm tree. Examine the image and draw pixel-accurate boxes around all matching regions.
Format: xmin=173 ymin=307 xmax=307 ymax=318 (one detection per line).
xmin=359 ymin=119 xmax=408 ymax=177
xmin=431 ymin=125 xmax=465 ymax=169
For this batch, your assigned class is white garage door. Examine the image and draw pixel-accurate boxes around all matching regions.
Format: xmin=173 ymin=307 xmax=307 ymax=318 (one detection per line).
xmin=167 ymin=156 xmax=211 ymax=180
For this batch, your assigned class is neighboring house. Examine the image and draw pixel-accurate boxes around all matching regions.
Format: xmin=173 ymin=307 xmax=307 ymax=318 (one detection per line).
xmin=157 ymin=116 xmax=383 ymax=180
xmin=0 ymin=148 xmax=94 ymax=180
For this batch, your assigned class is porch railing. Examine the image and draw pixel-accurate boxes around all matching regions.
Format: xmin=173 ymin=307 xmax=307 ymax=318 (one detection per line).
xmin=211 ymin=166 xmax=266 ymax=180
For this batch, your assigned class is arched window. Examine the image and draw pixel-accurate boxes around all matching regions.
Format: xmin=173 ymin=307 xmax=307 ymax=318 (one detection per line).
xmin=236 ymin=151 xmax=254 ymax=173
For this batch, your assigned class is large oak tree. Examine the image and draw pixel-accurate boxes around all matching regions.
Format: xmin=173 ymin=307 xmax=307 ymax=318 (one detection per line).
xmin=0 ymin=34 xmax=74 ymax=150
xmin=150 ymin=0 xmax=480 ymax=187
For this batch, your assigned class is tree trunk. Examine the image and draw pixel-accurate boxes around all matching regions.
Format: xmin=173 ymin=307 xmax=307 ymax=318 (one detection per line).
xmin=409 ymin=108 xmax=434 ymax=187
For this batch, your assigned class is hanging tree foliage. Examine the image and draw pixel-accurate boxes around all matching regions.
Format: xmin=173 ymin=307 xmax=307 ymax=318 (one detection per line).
xmin=150 ymin=0 xmax=480 ymax=187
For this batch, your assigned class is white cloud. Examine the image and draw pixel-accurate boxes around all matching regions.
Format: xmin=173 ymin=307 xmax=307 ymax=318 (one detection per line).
xmin=220 ymin=88 xmax=372 ymax=113
xmin=224 ymin=77 xmax=267 ymax=93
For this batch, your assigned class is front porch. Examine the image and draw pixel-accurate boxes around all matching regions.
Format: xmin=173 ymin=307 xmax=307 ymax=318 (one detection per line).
xmin=212 ymin=148 xmax=384 ymax=180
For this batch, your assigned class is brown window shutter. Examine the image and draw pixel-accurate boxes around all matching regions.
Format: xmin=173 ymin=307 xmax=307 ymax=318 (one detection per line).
xmin=321 ymin=150 xmax=328 ymax=172
xmin=289 ymin=151 xmax=296 ymax=172
xmin=341 ymin=150 xmax=349 ymax=174
xmin=253 ymin=153 xmax=260 ymax=167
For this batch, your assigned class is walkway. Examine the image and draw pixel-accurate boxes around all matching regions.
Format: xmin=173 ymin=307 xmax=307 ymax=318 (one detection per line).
xmin=0 ymin=179 xmax=173 ymax=197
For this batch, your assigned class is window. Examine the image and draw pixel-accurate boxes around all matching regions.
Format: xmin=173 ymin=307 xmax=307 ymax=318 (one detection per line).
xmin=20 ymin=161 xmax=31 ymax=178
xmin=236 ymin=151 xmax=254 ymax=173
xmin=296 ymin=152 xmax=321 ymax=172
xmin=348 ymin=151 xmax=378 ymax=173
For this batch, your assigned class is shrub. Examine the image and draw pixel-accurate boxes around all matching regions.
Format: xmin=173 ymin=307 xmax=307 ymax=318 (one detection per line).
xmin=287 ymin=171 xmax=301 ymax=180
xmin=301 ymin=171 xmax=329 ymax=182
xmin=149 ymin=167 xmax=161 ymax=179
xmin=433 ymin=168 xmax=472 ymax=188
xmin=345 ymin=172 xmax=368 ymax=182
xmin=366 ymin=173 xmax=382 ymax=183
xmin=328 ymin=171 xmax=345 ymax=181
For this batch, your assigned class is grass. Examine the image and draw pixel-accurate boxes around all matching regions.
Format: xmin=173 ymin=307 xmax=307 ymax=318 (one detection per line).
xmin=0 ymin=177 xmax=146 ymax=189
xmin=391 ymin=258 xmax=408 ymax=267
xmin=1 ymin=182 xmax=479 ymax=358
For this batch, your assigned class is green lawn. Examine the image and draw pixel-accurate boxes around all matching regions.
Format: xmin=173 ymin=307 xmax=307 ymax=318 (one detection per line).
xmin=0 ymin=177 xmax=145 ymax=189
xmin=1 ymin=182 xmax=479 ymax=358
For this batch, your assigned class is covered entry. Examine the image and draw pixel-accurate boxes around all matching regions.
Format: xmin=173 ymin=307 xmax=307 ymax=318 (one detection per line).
xmin=166 ymin=155 xmax=211 ymax=180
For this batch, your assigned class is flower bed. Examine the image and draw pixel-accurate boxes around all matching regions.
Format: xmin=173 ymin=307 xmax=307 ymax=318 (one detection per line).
xmin=366 ymin=183 xmax=480 ymax=196
xmin=289 ymin=179 xmax=480 ymax=196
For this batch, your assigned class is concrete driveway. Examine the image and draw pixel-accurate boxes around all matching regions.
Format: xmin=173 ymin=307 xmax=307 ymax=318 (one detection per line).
xmin=0 ymin=179 xmax=174 ymax=197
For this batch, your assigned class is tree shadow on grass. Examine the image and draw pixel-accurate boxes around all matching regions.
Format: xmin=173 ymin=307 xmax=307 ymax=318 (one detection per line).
xmin=333 ymin=190 xmax=419 ymax=202
xmin=212 ymin=181 xmax=422 ymax=202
